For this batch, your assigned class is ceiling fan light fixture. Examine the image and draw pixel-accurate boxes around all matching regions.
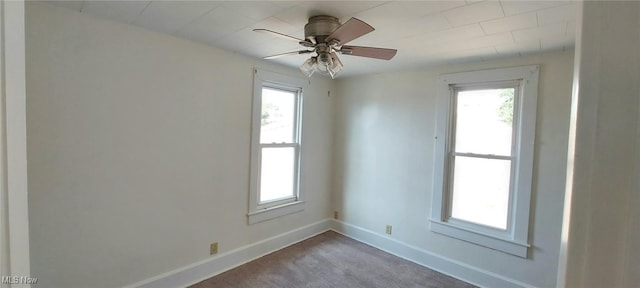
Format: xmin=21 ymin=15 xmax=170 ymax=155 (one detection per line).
xmin=327 ymin=66 xmax=337 ymax=79
xmin=317 ymin=52 xmax=332 ymax=72
xmin=316 ymin=51 xmax=343 ymax=79
xmin=300 ymin=57 xmax=317 ymax=77
xmin=329 ymin=52 xmax=343 ymax=78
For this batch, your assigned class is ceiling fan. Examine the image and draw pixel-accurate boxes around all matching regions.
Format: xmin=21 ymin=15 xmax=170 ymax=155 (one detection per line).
xmin=254 ymin=15 xmax=397 ymax=79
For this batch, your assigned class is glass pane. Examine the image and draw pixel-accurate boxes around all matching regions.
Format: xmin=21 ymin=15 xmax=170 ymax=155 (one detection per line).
xmin=261 ymin=87 xmax=296 ymax=144
xmin=455 ymin=88 xmax=514 ymax=156
xmin=260 ymin=147 xmax=296 ymax=203
xmin=450 ymin=156 xmax=511 ymax=229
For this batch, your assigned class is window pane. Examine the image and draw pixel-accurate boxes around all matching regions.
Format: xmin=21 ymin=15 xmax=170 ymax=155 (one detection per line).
xmin=261 ymin=87 xmax=296 ymax=144
xmin=260 ymin=147 xmax=295 ymax=203
xmin=455 ymin=88 xmax=514 ymax=156
xmin=450 ymin=156 xmax=511 ymax=229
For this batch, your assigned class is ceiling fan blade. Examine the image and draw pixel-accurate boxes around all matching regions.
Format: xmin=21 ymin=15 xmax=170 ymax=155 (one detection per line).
xmin=326 ymin=18 xmax=374 ymax=45
xmin=253 ymin=29 xmax=313 ymax=46
xmin=264 ymin=50 xmax=313 ymax=60
xmin=340 ymin=45 xmax=397 ymax=60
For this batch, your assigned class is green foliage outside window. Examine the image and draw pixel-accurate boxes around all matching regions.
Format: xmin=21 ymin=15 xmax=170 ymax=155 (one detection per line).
xmin=262 ymin=101 xmax=281 ymax=126
xmin=498 ymin=89 xmax=514 ymax=125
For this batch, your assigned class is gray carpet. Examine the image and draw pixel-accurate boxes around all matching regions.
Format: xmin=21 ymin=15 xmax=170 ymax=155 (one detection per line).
xmin=189 ymin=231 xmax=477 ymax=288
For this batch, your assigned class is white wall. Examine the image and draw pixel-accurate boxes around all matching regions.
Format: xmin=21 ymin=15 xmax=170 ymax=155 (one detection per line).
xmin=559 ymin=2 xmax=640 ymax=287
xmin=332 ymin=52 xmax=573 ymax=287
xmin=25 ymin=3 xmax=333 ymax=287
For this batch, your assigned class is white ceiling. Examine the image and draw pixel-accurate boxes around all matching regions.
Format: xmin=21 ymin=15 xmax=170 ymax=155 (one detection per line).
xmin=46 ymin=0 xmax=577 ymax=78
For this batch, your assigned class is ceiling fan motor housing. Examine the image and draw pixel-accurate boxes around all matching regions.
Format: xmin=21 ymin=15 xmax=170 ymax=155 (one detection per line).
xmin=304 ymin=15 xmax=341 ymax=43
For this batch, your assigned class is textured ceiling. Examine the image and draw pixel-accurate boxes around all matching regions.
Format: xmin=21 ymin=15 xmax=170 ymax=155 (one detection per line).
xmin=46 ymin=0 xmax=577 ymax=78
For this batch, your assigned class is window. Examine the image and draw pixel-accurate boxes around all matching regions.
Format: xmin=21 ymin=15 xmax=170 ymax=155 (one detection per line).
xmin=431 ymin=65 xmax=539 ymax=257
xmin=248 ymin=69 xmax=306 ymax=224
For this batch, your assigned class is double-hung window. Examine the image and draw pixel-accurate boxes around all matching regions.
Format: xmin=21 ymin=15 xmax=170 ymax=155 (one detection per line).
xmin=248 ymin=69 xmax=306 ymax=224
xmin=430 ymin=65 xmax=539 ymax=257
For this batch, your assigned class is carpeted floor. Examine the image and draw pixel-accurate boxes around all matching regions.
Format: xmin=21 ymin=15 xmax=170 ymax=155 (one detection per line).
xmin=189 ymin=231 xmax=477 ymax=288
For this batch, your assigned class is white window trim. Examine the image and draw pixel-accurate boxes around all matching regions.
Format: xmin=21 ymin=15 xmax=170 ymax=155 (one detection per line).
xmin=430 ymin=65 xmax=539 ymax=258
xmin=248 ymin=68 xmax=307 ymax=225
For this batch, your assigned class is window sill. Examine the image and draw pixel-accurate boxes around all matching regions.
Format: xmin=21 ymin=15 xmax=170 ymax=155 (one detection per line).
xmin=429 ymin=219 xmax=530 ymax=258
xmin=248 ymin=201 xmax=305 ymax=225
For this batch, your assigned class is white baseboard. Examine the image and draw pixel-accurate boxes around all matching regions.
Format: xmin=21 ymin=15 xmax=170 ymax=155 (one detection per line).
xmin=124 ymin=219 xmax=332 ymax=288
xmin=330 ymin=220 xmax=536 ymax=288
xmin=124 ymin=218 xmax=534 ymax=288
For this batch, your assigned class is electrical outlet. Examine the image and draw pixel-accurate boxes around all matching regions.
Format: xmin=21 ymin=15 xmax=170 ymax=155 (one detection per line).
xmin=333 ymin=211 xmax=339 ymax=219
xmin=210 ymin=242 xmax=218 ymax=255
xmin=385 ymin=225 xmax=392 ymax=235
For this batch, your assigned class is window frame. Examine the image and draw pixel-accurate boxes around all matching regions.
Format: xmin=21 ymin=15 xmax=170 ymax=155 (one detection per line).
xmin=430 ymin=65 xmax=539 ymax=257
xmin=248 ymin=69 xmax=307 ymax=225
